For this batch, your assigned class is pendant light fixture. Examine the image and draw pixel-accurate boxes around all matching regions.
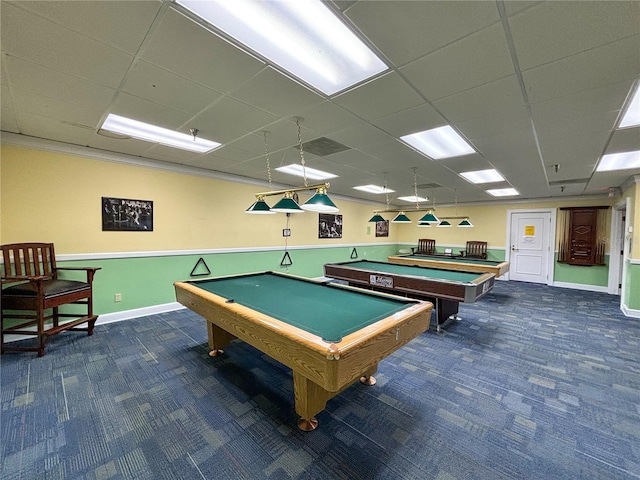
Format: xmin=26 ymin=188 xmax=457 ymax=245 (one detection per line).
xmin=246 ymin=118 xmax=338 ymax=215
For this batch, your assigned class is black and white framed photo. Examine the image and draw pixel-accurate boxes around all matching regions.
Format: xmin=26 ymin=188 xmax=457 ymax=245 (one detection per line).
xmin=102 ymin=197 xmax=153 ymax=231
xmin=318 ymin=214 xmax=342 ymax=238
xmin=375 ymin=220 xmax=389 ymax=237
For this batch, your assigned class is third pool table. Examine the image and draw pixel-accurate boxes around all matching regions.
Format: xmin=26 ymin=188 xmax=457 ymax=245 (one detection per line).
xmin=388 ymin=253 xmax=510 ymax=277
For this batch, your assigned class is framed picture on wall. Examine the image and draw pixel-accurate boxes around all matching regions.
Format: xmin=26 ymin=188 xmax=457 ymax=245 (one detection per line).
xmin=375 ymin=220 xmax=389 ymax=237
xmin=319 ymin=214 xmax=342 ymax=238
xmin=102 ymin=197 xmax=153 ymax=231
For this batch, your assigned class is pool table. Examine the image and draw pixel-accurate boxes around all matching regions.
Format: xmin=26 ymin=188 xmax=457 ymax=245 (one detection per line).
xmin=323 ymin=260 xmax=495 ymax=333
xmin=174 ymin=272 xmax=433 ymax=431
xmin=388 ymin=253 xmax=510 ymax=277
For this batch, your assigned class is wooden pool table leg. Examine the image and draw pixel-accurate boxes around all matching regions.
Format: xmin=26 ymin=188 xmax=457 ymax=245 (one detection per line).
xmin=293 ymin=372 xmax=329 ymax=431
xmin=207 ymin=321 xmax=236 ymax=357
xmin=359 ymin=365 xmax=377 ymax=385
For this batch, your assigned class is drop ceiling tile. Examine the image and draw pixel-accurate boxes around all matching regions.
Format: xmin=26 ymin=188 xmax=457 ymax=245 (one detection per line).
xmin=122 ymin=60 xmax=223 ymax=115
xmin=110 ymin=92 xmax=194 ymax=131
xmin=523 ymin=36 xmax=640 ymax=104
xmin=0 ymin=85 xmax=19 ymax=132
xmin=530 ymin=83 xmax=629 ymax=129
xmin=345 ymin=1 xmax=499 ymax=66
xmin=509 ymin=1 xmax=640 ymax=69
xmin=433 ymin=75 xmax=524 ymax=123
xmin=372 ymin=103 xmax=446 ymax=137
xmin=333 ymin=72 xmax=424 ymax=120
xmin=1 ymin=3 xmax=134 ymax=88
xmin=11 ymin=91 xmax=106 ymax=129
xmin=4 ymin=56 xmax=117 ymax=110
xmin=298 ymin=101 xmax=362 ymax=136
xmin=141 ymin=7 xmax=265 ymax=94
xmin=230 ymin=67 xmax=324 ymax=118
xmin=454 ymin=105 xmax=531 ymax=140
xmin=16 ymin=112 xmax=95 ymax=147
xmin=400 ymin=23 xmax=514 ymax=101
xmin=194 ymin=96 xmax=279 ymax=144
xmin=12 ymin=0 xmax=162 ymax=54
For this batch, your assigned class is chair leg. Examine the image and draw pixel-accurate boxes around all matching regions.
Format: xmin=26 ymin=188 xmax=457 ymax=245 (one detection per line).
xmin=37 ymin=305 xmax=46 ymax=357
xmin=1 ymin=311 xmax=5 ymax=355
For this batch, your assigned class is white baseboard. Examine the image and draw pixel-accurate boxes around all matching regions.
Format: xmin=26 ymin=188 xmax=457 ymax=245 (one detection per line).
xmin=96 ymin=302 xmax=185 ymax=325
xmin=3 ymin=302 xmax=186 ymax=344
xmin=621 ymin=304 xmax=640 ymax=319
xmin=552 ymin=281 xmax=609 ymax=293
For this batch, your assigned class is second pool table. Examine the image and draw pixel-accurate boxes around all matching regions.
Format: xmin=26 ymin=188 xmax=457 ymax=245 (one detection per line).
xmin=174 ymin=272 xmax=433 ymax=431
xmin=323 ymin=260 xmax=495 ymax=332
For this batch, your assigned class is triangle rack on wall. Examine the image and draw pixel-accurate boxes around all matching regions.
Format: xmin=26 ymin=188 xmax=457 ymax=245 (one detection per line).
xmin=350 ymin=248 xmax=358 ymax=259
xmin=190 ymin=257 xmax=211 ymax=277
xmin=280 ymin=251 xmax=293 ymax=267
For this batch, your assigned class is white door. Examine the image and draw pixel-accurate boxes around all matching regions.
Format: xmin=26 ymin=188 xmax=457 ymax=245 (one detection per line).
xmin=508 ymin=211 xmax=552 ymax=284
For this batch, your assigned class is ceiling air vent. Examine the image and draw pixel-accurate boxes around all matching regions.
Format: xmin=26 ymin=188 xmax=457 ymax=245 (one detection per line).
xmin=296 ymin=137 xmax=351 ymax=157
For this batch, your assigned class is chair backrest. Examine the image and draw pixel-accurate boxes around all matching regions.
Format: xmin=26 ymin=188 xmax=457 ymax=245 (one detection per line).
xmin=465 ymin=241 xmax=487 ymax=259
xmin=1 ymin=243 xmax=57 ymax=281
xmin=417 ymin=239 xmax=436 ymax=254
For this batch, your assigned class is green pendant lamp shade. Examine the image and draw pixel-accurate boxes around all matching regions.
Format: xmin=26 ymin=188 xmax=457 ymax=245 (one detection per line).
xmin=271 ymin=192 xmax=303 ymax=213
xmin=419 ymin=211 xmax=439 ymax=224
xmin=245 ymin=196 xmax=275 ymax=214
xmin=437 ymin=220 xmax=452 ymax=227
xmin=417 ymin=222 xmax=431 ymax=227
xmin=458 ymin=218 xmax=474 ymax=227
xmin=391 ymin=212 xmax=411 ymax=223
xmin=301 ymin=187 xmax=339 ymax=213
xmin=369 ymin=213 xmax=385 ymax=222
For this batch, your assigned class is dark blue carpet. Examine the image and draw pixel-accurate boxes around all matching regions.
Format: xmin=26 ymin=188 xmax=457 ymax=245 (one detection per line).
xmin=2 ymin=281 xmax=639 ymax=479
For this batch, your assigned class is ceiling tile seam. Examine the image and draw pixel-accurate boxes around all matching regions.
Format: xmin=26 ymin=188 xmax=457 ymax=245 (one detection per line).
xmin=496 ymin=0 xmax=550 ymax=192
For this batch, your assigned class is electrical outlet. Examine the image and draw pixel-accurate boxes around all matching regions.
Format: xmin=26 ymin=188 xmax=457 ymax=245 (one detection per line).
xmin=114 ymin=293 xmax=122 ymax=302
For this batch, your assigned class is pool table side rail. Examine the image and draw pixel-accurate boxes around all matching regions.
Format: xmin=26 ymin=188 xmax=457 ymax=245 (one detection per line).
xmin=388 ymin=254 xmax=510 ymax=277
xmin=323 ymin=264 xmax=495 ymax=304
xmin=174 ymin=280 xmax=433 ymax=392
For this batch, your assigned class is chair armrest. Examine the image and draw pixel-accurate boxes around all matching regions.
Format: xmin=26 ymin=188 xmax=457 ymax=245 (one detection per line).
xmin=56 ymin=267 xmax=101 ymax=283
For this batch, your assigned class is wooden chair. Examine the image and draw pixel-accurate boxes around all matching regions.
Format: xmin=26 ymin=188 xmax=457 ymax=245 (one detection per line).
xmin=463 ymin=241 xmax=488 ymax=259
xmin=1 ymin=243 xmax=100 ymax=356
xmin=415 ymin=239 xmax=436 ymax=255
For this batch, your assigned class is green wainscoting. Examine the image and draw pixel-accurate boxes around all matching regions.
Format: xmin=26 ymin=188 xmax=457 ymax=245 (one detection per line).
xmin=625 ymin=262 xmax=640 ymax=310
xmin=58 ymin=244 xmax=399 ymax=315
xmin=553 ymin=254 xmax=610 ymax=287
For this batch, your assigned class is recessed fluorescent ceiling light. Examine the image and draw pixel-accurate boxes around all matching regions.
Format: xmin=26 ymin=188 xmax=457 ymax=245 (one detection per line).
xmin=275 ymin=164 xmax=337 ymax=180
xmin=397 ymin=196 xmax=428 ymax=203
xmin=101 ymin=114 xmax=220 ymax=153
xmin=596 ymin=151 xmax=640 ymax=171
xmin=353 ymin=185 xmax=395 ymax=194
xmin=175 ymin=0 xmax=387 ymax=96
xmin=618 ymin=84 xmax=640 ymax=129
xmin=460 ymin=169 xmax=505 ymax=184
xmin=400 ymin=125 xmax=475 ymax=160
xmin=486 ymin=188 xmax=519 ymax=197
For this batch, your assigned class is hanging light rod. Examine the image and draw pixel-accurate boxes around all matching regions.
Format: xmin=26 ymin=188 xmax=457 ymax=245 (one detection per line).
xmin=253 ymin=182 xmax=331 ymax=199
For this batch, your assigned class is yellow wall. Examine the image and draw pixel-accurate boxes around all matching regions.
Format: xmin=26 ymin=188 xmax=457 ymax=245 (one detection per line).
xmin=2 ymin=144 xmax=637 ymax=259
xmin=0 ymin=145 xmax=394 ymax=253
